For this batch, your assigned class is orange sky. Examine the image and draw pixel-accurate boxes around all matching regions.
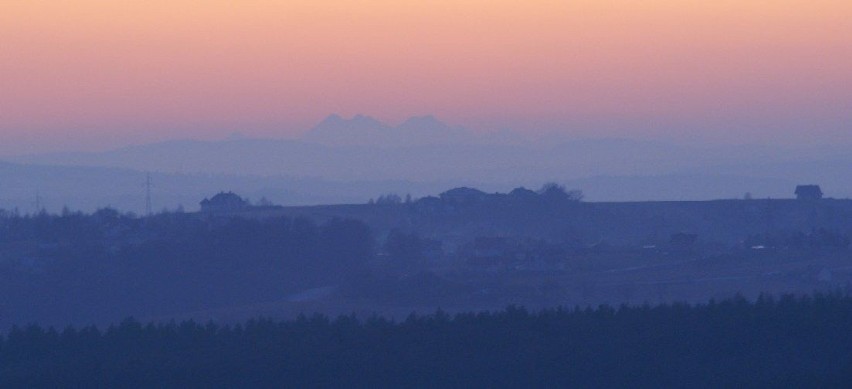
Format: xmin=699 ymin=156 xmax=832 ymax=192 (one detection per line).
xmin=1 ymin=0 xmax=851 ymax=151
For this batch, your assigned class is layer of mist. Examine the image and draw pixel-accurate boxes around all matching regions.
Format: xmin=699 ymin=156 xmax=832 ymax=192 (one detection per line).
xmin=3 ymin=115 xmax=851 ymax=213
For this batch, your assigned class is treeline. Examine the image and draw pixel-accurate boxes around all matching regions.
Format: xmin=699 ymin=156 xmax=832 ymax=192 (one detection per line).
xmin=0 ymin=210 xmax=372 ymax=326
xmin=370 ymin=182 xmax=583 ymax=206
xmin=2 ymin=294 xmax=852 ymax=387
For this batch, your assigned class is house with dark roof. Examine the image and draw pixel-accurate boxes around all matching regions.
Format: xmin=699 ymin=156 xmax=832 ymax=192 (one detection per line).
xmin=200 ymin=192 xmax=249 ymax=213
xmin=795 ymin=185 xmax=823 ymax=200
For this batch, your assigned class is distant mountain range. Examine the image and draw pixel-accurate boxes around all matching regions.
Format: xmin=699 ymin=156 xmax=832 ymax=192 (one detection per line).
xmin=3 ymin=114 xmax=851 ymax=212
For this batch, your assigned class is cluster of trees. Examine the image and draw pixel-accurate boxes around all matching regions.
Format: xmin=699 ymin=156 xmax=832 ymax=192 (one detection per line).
xmin=537 ymin=182 xmax=584 ymax=202
xmin=367 ymin=183 xmax=583 ymax=207
xmin=434 ymin=183 xmax=583 ymax=205
xmin=368 ymin=193 xmax=413 ymax=205
xmin=0 ymin=211 xmax=373 ymax=326
xmin=2 ymin=294 xmax=852 ymax=386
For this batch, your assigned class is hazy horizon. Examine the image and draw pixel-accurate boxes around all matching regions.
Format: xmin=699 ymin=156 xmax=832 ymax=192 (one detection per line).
xmin=2 ymin=112 xmax=851 ymax=157
xmin=2 ymin=1 xmax=851 ymax=210
xmin=3 ymin=112 xmax=852 ymax=214
xmin=2 ymin=1 xmax=851 ymax=155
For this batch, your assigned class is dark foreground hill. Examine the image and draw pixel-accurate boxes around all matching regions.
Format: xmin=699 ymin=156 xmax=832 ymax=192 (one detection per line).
xmin=2 ymin=294 xmax=852 ymax=387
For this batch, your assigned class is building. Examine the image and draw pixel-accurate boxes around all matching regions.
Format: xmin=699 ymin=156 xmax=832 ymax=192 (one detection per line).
xmin=795 ymin=185 xmax=823 ymax=200
xmin=200 ymin=192 xmax=249 ymax=213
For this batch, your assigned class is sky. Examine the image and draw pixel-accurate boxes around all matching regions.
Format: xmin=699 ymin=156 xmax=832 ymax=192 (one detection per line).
xmin=1 ymin=0 xmax=851 ymax=154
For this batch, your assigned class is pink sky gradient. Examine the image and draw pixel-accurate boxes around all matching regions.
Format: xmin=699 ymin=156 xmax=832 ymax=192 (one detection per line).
xmin=1 ymin=1 xmax=851 ymax=154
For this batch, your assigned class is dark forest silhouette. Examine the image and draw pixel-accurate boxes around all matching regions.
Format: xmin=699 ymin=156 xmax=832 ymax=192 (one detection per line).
xmin=2 ymin=294 xmax=852 ymax=387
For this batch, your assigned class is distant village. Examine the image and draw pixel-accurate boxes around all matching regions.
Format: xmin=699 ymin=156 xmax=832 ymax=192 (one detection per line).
xmin=194 ymin=183 xmax=848 ymax=275
xmin=0 ymin=182 xmax=850 ymax=329
xmin=201 ymin=184 xmax=827 ymax=214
